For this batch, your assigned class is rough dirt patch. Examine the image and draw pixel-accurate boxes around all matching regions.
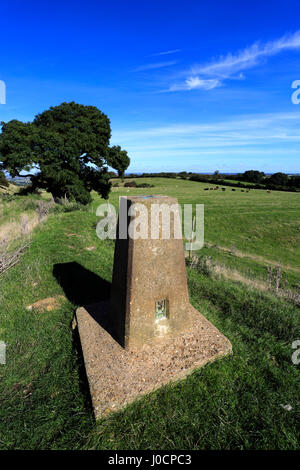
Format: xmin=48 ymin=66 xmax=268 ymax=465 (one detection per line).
xmin=26 ymin=295 xmax=66 ymax=312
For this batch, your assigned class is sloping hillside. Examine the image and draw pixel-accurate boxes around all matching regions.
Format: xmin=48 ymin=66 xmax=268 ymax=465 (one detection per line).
xmin=0 ymin=178 xmax=299 ymax=450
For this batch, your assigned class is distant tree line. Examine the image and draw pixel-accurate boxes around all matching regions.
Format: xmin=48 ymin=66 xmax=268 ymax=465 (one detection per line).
xmin=124 ymin=172 xmax=180 ymax=179
xmin=228 ymin=170 xmax=300 ymax=191
xmin=117 ymin=170 xmax=300 ymax=192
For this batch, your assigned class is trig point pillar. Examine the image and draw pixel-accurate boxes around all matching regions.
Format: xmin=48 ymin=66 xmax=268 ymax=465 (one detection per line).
xmin=110 ymin=195 xmax=192 ymax=350
xmin=76 ymin=194 xmax=232 ymax=419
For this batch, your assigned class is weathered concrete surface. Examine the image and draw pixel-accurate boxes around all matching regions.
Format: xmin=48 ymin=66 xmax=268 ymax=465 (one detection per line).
xmin=76 ymin=194 xmax=232 ymax=419
xmin=110 ymin=195 xmax=192 ymax=350
xmin=76 ymin=301 xmax=232 ymax=419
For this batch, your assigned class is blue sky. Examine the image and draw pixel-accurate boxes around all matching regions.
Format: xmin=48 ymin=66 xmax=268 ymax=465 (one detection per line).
xmin=1 ymin=0 xmax=300 ymax=173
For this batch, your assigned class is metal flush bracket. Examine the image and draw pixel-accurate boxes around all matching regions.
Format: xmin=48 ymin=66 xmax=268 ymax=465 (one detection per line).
xmin=155 ymin=298 xmax=168 ymax=321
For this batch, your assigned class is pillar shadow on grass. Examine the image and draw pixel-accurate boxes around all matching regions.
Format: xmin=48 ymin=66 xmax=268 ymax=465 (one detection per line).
xmin=53 ymin=261 xmax=111 ymax=305
xmin=72 ymin=324 xmax=95 ymax=419
xmin=53 ymin=262 xmax=125 ymax=349
xmin=53 ymin=262 xmax=121 ymax=418
xmin=53 ymin=261 xmax=122 ymax=339
xmin=53 ymin=261 xmax=124 ymax=341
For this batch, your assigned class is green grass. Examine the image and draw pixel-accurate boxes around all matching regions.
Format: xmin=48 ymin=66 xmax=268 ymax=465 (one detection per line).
xmin=0 ymin=178 xmax=299 ymax=449
xmin=223 ymin=179 xmax=258 ymax=186
xmin=106 ymin=178 xmax=300 ymax=270
xmin=0 ymin=194 xmax=35 ymax=226
xmin=195 ymin=244 xmax=300 ymax=291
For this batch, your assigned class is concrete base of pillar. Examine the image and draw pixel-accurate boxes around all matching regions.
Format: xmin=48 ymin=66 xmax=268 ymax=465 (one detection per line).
xmin=76 ymin=302 xmax=232 ymax=420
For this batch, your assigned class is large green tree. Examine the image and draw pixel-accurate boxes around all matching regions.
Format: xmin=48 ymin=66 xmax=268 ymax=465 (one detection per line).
xmin=0 ymin=102 xmax=130 ymax=204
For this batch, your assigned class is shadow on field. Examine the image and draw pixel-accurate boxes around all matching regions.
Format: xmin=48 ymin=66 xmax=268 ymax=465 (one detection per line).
xmin=53 ymin=261 xmax=111 ymax=305
xmin=72 ymin=324 xmax=95 ymax=419
xmin=52 ymin=261 xmax=124 ymax=346
xmin=53 ymin=261 xmax=112 ymax=418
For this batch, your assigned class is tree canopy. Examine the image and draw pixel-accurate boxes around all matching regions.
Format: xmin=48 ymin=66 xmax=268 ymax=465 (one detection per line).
xmin=0 ymin=169 xmax=9 ymax=187
xmin=0 ymin=102 xmax=130 ymax=204
xmin=107 ymin=145 xmax=130 ymax=180
xmin=267 ymin=172 xmax=289 ymax=187
xmin=242 ymin=170 xmax=265 ymax=183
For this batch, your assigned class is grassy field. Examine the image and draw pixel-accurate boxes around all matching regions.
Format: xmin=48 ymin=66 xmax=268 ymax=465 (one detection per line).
xmin=223 ymin=179 xmax=258 ymax=186
xmin=0 ymin=178 xmax=299 ymax=449
xmin=109 ymin=178 xmax=300 ymax=272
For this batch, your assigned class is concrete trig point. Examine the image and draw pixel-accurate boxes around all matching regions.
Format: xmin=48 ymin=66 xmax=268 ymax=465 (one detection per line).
xmin=111 ymin=195 xmax=193 ymax=350
xmin=76 ymin=195 xmax=232 ymax=419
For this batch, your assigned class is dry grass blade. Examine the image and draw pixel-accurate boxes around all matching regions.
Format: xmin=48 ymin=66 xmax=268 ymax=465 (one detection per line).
xmin=0 ymin=237 xmax=30 ymax=277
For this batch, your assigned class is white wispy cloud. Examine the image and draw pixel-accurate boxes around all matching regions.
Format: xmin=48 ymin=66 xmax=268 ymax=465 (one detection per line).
xmin=111 ymin=111 xmax=300 ymax=172
xmin=167 ymin=31 xmax=300 ymax=92
xmin=133 ymin=61 xmax=177 ymax=72
xmin=169 ymin=76 xmax=221 ymax=91
xmin=112 ymin=111 xmax=300 ymax=148
xmin=148 ymin=49 xmax=181 ymax=57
